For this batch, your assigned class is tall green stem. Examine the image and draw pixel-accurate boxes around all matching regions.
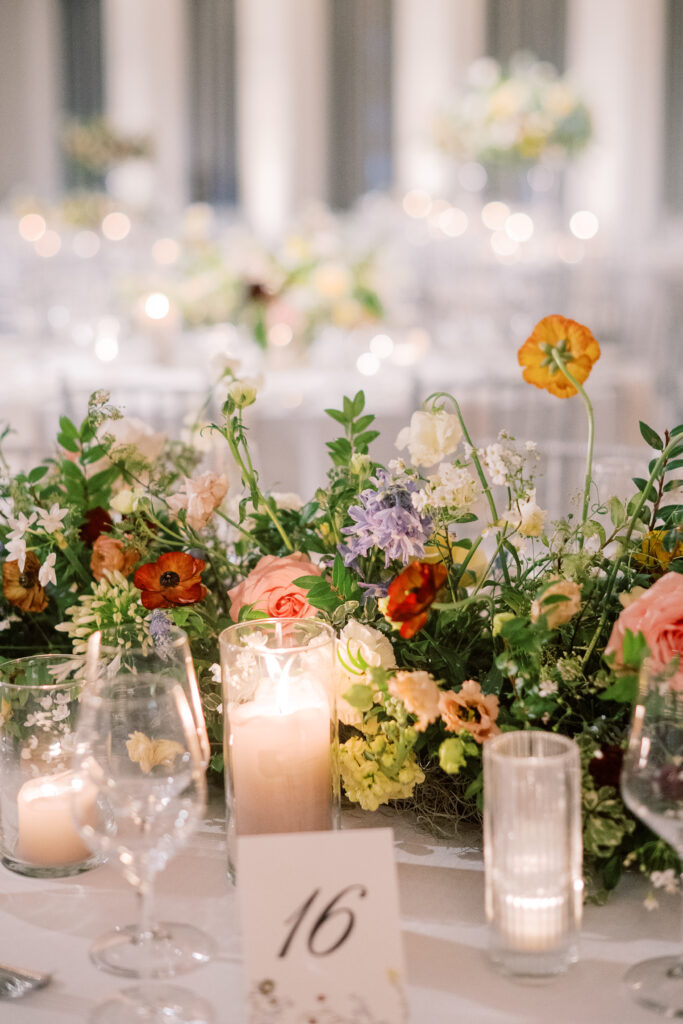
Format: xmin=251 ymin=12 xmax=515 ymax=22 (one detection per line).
xmin=549 ymin=350 xmax=595 ymax=532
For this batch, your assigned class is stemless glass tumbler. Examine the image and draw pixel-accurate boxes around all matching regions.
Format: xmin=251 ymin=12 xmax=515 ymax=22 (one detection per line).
xmin=0 ymin=654 xmax=100 ymax=878
xmin=219 ymin=618 xmax=338 ymax=880
xmin=483 ymin=730 xmax=583 ymax=977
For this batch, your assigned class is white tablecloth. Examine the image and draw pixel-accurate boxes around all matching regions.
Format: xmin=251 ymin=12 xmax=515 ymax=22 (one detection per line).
xmin=0 ymin=795 xmax=677 ymax=1024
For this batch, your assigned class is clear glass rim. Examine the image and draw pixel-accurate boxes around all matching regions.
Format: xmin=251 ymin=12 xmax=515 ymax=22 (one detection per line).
xmin=0 ymin=653 xmax=84 ymax=692
xmin=219 ymin=617 xmax=335 ymax=654
xmin=486 ymin=729 xmax=578 ymax=763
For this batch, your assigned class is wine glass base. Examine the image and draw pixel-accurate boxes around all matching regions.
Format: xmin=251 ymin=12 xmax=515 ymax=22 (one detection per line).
xmin=625 ymin=955 xmax=683 ymax=1017
xmin=90 ymin=983 xmax=215 ymax=1023
xmin=90 ymin=923 xmax=216 ymax=979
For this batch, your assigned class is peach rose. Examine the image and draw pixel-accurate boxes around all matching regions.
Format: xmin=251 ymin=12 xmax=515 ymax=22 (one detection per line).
xmin=439 ymin=680 xmax=500 ymax=742
xmin=531 ymin=577 xmax=582 ymax=630
xmin=227 ymin=552 xmax=322 ymax=621
xmin=90 ymin=535 xmax=139 ymax=582
xmin=167 ymin=472 xmax=229 ymax=531
xmin=388 ymin=670 xmax=441 ymax=732
xmin=605 ymin=573 xmax=683 ymax=689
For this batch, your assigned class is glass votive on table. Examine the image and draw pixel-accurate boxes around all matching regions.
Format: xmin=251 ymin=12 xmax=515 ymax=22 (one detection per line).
xmin=0 ymin=654 xmax=100 ymax=878
xmin=219 ymin=618 xmax=338 ymax=881
xmin=483 ymin=730 xmax=583 ymax=977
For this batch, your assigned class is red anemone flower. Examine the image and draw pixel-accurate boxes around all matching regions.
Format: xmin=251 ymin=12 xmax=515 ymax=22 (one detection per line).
xmin=134 ymin=551 xmax=207 ymax=610
xmin=386 ymin=560 xmax=448 ymax=639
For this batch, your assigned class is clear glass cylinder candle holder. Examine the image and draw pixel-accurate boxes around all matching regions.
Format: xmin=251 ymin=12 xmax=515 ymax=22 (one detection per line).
xmin=483 ymin=730 xmax=583 ymax=977
xmin=0 ymin=655 xmax=101 ymax=878
xmin=219 ymin=618 xmax=339 ymax=881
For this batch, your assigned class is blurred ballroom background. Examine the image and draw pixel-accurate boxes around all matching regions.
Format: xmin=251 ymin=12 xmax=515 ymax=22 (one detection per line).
xmin=0 ymin=0 xmax=681 ymax=512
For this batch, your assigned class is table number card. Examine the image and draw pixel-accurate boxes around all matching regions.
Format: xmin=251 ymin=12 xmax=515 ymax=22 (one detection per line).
xmin=237 ymin=828 xmax=409 ymax=1023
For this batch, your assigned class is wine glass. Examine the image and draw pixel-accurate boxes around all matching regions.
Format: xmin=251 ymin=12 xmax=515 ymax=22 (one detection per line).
xmin=71 ymin=669 xmax=216 ymax=1010
xmin=89 ymin=624 xmax=211 ymax=770
xmin=621 ymin=660 xmax=683 ymax=1016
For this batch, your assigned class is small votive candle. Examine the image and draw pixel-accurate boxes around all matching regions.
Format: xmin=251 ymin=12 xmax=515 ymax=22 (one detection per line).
xmin=484 ymin=731 xmax=583 ymax=976
xmin=17 ymin=769 xmax=97 ymax=867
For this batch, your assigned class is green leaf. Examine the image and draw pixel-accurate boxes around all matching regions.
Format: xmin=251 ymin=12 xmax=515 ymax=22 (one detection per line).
xmin=27 ymin=466 xmax=49 ymax=484
xmin=663 ymin=479 xmax=683 ymax=493
xmin=354 ymin=430 xmax=379 ymax=449
xmin=59 ymin=416 xmax=78 ymax=440
xmin=292 ymin=574 xmax=326 ymax=590
xmin=343 ymin=396 xmax=354 ymax=419
xmin=57 ymin=433 xmax=79 ymax=454
xmin=622 ymin=628 xmax=649 ymax=666
xmin=464 ymin=774 xmax=483 ymax=799
xmin=608 ymin=496 xmax=626 ymax=528
xmin=599 ymin=675 xmax=638 ymax=703
xmin=438 ymin=737 xmax=466 ymax=774
xmin=351 ymin=391 xmax=365 ymax=417
xmin=253 ymin=318 xmax=267 ymax=349
xmin=81 ymin=443 xmax=109 ymax=464
xmin=79 ymin=419 xmax=97 ymax=444
xmin=664 ymin=459 xmax=683 ymax=473
xmin=61 ymin=460 xmax=84 ymax=483
xmin=353 ymin=286 xmax=383 ymax=318
xmin=640 ymin=421 xmax=664 ymax=450
xmin=670 ymin=425 xmax=683 ymax=438
xmin=342 ymin=684 xmax=374 ymax=712
xmin=325 ymin=408 xmax=347 ymax=427
xmin=352 ymin=413 xmax=374 ymax=433
xmin=633 ymin=478 xmax=658 ymax=501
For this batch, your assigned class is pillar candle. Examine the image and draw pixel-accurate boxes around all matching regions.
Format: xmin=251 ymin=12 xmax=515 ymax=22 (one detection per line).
xmin=17 ymin=769 xmax=96 ymax=866
xmin=229 ymin=700 xmax=331 ymax=835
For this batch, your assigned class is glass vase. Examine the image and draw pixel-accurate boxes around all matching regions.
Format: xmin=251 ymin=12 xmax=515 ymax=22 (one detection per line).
xmin=483 ymin=730 xmax=583 ymax=976
xmin=0 ymin=655 xmax=100 ymax=878
xmin=219 ymin=618 xmax=338 ymax=881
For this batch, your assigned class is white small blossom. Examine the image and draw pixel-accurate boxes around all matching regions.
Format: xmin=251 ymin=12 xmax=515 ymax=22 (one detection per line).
xmin=651 ymin=869 xmax=679 ymax=894
xmin=7 ymin=511 xmax=37 ymax=540
xmin=504 ymin=490 xmax=547 ymax=538
xmin=539 ymin=678 xmax=558 ymax=697
xmin=38 ymin=552 xmax=57 ymax=587
xmin=0 ymin=614 xmax=19 ymax=632
xmin=5 ymin=536 xmax=27 ymax=570
xmin=210 ymin=663 xmax=222 ymax=683
xmin=35 ymin=503 xmax=68 ymax=534
xmin=227 ymin=376 xmax=260 ymax=408
xmin=412 ymin=463 xmax=478 ymax=512
xmin=644 ymin=893 xmax=659 ymax=911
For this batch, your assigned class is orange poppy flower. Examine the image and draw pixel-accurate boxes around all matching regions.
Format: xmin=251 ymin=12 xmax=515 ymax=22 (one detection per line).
xmin=386 ymin=560 xmax=448 ymax=639
xmin=2 ymin=552 xmax=48 ymax=613
xmin=134 ymin=551 xmax=207 ymax=610
xmin=518 ymin=315 xmax=600 ymax=398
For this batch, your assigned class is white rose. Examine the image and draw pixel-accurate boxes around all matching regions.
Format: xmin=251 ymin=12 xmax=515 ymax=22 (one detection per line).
xmin=336 ymin=621 xmax=396 ymax=726
xmin=395 ymin=410 xmax=462 ymax=468
xmin=270 ymin=492 xmax=304 ymax=512
xmin=110 ymin=486 xmax=146 ymax=515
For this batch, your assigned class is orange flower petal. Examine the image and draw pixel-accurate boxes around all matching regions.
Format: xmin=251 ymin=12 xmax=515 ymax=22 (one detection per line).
xmin=518 ymin=314 xmax=600 ymax=398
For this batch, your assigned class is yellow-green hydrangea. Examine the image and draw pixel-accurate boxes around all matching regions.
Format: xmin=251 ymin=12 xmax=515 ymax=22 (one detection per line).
xmin=339 ymin=736 xmax=425 ymax=811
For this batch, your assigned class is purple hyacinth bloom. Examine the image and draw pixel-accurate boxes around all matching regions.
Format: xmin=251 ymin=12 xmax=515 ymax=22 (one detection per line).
xmin=340 ymin=470 xmax=432 ymax=567
xmin=149 ymin=609 xmax=174 ymax=650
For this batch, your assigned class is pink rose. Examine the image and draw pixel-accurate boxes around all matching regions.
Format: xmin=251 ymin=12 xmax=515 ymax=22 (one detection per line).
xmin=605 ymin=573 xmax=683 ymax=689
xmin=227 ymin=552 xmax=322 ymax=621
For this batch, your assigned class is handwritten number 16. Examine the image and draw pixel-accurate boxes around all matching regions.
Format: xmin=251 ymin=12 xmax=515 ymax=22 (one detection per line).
xmin=278 ymin=884 xmax=368 ymax=958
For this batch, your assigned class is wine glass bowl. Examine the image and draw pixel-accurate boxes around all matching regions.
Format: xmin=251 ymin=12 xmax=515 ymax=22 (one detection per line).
xmin=71 ymin=660 xmax=216 ymax=1022
xmin=620 ymin=663 xmax=683 ymax=1016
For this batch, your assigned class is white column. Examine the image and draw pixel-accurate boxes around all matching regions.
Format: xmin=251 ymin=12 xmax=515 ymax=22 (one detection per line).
xmin=565 ymin=0 xmax=666 ymax=244
xmin=103 ymin=0 xmax=189 ymax=214
xmin=0 ymin=0 xmax=61 ymax=199
xmin=236 ymin=0 xmax=328 ymax=240
xmin=393 ymin=0 xmax=486 ymax=196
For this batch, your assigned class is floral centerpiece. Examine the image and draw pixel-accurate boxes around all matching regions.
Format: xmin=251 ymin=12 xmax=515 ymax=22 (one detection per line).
xmin=1 ymin=316 xmax=681 ymax=901
xmin=131 ymin=220 xmax=383 ymax=353
xmin=434 ymin=52 xmax=592 ymax=169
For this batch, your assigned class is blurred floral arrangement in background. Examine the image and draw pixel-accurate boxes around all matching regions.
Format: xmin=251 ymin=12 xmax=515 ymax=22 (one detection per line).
xmin=62 ymin=117 xmax=152 ymax=177
xmin=1 ymin=315 xmax=681 ymax=902
xmin=434 ymin=52 xmax=592 ymax=168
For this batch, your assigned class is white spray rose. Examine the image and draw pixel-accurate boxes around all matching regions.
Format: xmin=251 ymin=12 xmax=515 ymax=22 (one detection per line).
xmin=395 ymin=410 xmax=462 ymax=468
xmin=336 ymin=621 xmax=397 ymax=727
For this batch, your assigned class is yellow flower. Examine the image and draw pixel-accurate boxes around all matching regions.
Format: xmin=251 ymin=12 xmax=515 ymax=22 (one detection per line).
xmin=635 ymin=530 xmax=683 ymax=577
xmin=339 ymin=737 xmax=424 ymax=811
xmin=518 ymin=315 xmax=600 ymax=398
xmin=126 ymin=731 xmax=184 ymax=773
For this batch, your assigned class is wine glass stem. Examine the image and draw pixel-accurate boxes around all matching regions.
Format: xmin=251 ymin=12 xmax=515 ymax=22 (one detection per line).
xmin=136 ymin=879 xmax=157 ymax=946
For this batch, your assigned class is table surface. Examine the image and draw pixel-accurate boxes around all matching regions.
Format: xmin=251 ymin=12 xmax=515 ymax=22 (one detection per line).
xmin=0 ymin=794 xmax=677 ymax=1024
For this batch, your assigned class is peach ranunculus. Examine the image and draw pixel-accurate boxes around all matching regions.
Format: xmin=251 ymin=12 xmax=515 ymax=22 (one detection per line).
xmin=439 ymin=680 xmax=500 ymax=743
xmin=530 ymin=577 xmax=582 ymax=630
xmin=90 ymin=535 xmax=140 ymax=583
xmin=605 ymin=573 xmax=683 ymax=689
xmin=167 ymin=472 xmax=229 ymax=531
xmin=388 ymin=670 xmax=441 ymax=732
xmin=227 ymin=552 xmax=322 ymax=621
xmin=518 ymin=315 xmax=600 ymax=398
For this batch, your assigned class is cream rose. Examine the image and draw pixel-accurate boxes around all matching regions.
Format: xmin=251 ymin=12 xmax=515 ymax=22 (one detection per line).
xmin=531 ymin=578 xmax=582 ymax=630
xmin=168 ymin=472 xmax=229 ymax=531
xmin=395 ymin=410 xmax=462 ymax=468
xmin=337 ymin=621 xmax=397 ymax=726
xmin=388 ymin=670 xmax=441 ymax=732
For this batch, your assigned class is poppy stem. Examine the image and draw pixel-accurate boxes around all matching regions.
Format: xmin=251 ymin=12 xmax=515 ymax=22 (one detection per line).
xmin=549 ymin=350 xmax=594 ymax=537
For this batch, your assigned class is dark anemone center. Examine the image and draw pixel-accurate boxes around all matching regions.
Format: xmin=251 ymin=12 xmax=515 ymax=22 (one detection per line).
xmin=159 ymin=571 xmax=181 ymax=588
xmin=18 ymin=572 xmax=35 ymax=588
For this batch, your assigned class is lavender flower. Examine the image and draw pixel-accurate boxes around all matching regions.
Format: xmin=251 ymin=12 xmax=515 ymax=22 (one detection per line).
xmin=149 ymin=609 xmax=174 ymax=651
xmin=340 ymin=470 xmax=433 ymax=567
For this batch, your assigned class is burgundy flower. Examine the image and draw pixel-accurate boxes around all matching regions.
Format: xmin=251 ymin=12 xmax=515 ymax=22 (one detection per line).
xmin=79 ymin=507 xmax=113 ymax=546
xmin=588 ymin=744 xmax=624 ymax=790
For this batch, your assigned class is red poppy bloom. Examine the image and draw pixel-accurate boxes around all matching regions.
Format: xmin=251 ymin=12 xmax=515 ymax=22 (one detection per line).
xmin=386 ymin=561 xmax=448 ymax=639
xmin=134 ymin=551 xmax=207 ymax=610
xmin=80 ymin=507 xmax=113 ymax=546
